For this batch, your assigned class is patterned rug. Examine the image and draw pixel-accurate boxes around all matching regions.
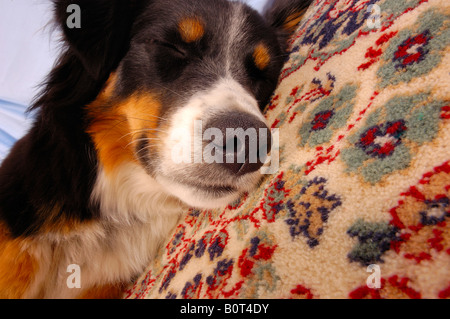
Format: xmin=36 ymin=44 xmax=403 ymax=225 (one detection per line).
xmin=125 ymin=0 xmax=450 ymax=299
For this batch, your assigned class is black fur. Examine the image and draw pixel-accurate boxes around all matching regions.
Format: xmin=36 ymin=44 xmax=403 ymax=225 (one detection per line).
xmin=0 ymin=0 xmax=312 ymax=238
xmin=53 ymin=0 xmax=141 ymax=81
xmin=264 ymin=0 xmax=312 ymax=52
xmin=0 ymin=1 xmax=141 ymax=237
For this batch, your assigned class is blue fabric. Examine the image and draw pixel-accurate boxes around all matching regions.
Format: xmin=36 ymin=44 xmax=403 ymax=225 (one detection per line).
xmin=0 ymin=99 xmax=32 ymax=162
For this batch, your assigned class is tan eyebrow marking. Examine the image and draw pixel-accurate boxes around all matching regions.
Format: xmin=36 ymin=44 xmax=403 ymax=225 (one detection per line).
xmin=253 ymin=43 xmax=271 ymax=70
xmin=178 ymin=17 xmax=205 ymax=43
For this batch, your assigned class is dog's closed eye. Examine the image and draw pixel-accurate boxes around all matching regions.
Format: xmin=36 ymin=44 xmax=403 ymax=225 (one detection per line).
xmin=0 ymin=0 xmax=312 ymax=299
xmin=150 ymin=39 xmax=187 ymax=58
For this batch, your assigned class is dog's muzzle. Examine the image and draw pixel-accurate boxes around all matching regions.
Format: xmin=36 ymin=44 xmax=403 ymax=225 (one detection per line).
xmin=204 ymin=112 xmax=272 ymax=176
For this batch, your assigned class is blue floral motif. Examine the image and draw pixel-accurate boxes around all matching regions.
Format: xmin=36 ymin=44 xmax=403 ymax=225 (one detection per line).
xmin=301 ymin=0 xmax=380 ymax=49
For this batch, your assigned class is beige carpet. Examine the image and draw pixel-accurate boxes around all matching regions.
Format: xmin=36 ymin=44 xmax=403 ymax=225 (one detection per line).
xmin=126 ymin=0 xmax=450 ymax=299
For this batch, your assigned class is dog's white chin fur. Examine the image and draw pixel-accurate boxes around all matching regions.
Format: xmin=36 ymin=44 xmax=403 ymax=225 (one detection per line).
xmin=155 ymin=171 xmax=261 ymax=209
xmin=157 ymin=177 xmax=240 ymax=209
xmin=154 ymin=77 xmax=266 ymax=209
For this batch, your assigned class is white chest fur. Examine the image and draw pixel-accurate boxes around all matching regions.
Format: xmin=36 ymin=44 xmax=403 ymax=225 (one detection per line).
xmin=25 ymin=164 xmax=184 ymax=298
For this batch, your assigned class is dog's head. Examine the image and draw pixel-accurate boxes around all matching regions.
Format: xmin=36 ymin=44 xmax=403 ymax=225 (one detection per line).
xmin=53 ymin=0 xmax=310 ymax=209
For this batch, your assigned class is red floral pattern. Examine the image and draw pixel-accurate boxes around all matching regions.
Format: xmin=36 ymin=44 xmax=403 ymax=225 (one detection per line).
xmin=126 ymin=0 xmax=450 ymax=299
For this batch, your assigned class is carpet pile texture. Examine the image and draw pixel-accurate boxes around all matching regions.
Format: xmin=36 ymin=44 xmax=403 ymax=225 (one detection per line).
xmin=125 ymin=0 xmax=450 ymax=299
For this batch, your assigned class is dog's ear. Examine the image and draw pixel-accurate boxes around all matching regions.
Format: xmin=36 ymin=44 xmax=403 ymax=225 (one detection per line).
xmin=53 ymin=0 xmax=141 ymax=80
xmin=263 ymin=0 xmax=312 ymax=52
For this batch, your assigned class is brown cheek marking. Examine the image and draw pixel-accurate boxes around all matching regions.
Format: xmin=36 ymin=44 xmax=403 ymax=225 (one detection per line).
xmin=102 ymin=72 xmax=118 ymax=99
xmin=0 ymin=223 xmax=38 ymax=298
xmin=118 ymin=94 xmax=161 ymax=167
xmin=87 ymin=77 xmax=161 ymax=174
xmin=283 ymin=10 xmax=307 ymax=32
xmin=178 ymin=17 xmax=205 ymax=43
xmin=118 ymin=94 xmax=161 ymax=141
xmin=253 ymin=43 xmax=271 ymax=70
xmin=88 ymin=110 xmax=133 ymax=175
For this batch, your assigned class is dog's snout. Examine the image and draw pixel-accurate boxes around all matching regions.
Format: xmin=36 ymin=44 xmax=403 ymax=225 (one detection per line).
xmin=206 ymin=112 xmax=272 ymax=176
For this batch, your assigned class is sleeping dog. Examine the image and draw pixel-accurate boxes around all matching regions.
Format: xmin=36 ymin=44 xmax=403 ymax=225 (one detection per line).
xmin=0 ymin=0 xmax=311 ymax=298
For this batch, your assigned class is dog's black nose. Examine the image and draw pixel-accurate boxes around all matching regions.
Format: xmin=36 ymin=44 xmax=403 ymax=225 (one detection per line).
xmin=205 ymin=112 xmax=272 ymax=175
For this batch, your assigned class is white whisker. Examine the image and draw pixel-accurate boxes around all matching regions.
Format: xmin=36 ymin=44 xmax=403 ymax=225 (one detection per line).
xmin=125 ymin=137 xmax=162 ymax=149
xmin=118 ymin=128 xmax=168 ymax=142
